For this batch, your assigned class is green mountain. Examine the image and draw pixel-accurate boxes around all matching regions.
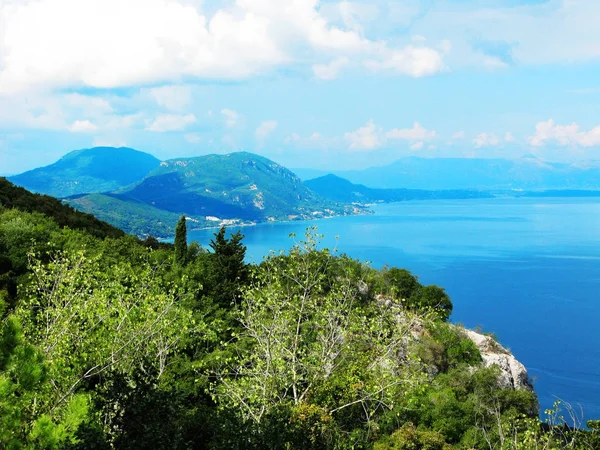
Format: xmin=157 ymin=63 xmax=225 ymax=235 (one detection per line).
xmin=117 ymin=152 xmax=355 ymax=220
xmin=9 ymin=147 xmax=161 ymax=197
xmin=68 ymin=152 xmax=361 ymax=236
xmin=305 ymin=174 xmax=492 ymax=203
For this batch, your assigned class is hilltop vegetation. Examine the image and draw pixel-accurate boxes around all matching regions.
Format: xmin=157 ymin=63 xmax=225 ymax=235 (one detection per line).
xmin=0 ymin=182 xmax=598 ymax=449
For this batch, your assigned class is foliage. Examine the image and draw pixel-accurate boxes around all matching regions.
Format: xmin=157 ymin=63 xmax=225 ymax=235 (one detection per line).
xmin=175 ymin=216 xmax=188 ymax=266
xmin=0 ymin=178 xmax=124 ymax=239
xmin=0 ymin=316 xmax=88 ymax=449
xmin=0 ymin=183 xmax=597 ymax=449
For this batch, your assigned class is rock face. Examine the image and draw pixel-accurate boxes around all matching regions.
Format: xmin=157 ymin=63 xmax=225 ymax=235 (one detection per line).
xmin=463 ymin=329 xmax=534 ymax=392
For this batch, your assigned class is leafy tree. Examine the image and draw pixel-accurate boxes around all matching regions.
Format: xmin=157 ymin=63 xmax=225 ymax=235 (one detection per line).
xmin=384 ymin=267 xmax=421 ymax=300
xmin=0 ymin=316 xmax=88 ymax=449
xmin=16 ymin=249 xmax=193 ymax=442
xmin=213 ymin=230 xmax=427 ymax=445
xmin=174 ymin=215 xmax=188 ymax=266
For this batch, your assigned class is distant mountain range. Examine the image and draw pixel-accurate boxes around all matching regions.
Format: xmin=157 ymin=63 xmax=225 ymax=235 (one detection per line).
xmin=9 ymin=147 xmax=600 ymax=237
xmin=9 ymin=148 xmax=360 ymax=236
xmin=305 ymin=174 xmax=492 ymax=203
xmin=10 ymin=147 xmax=161 ymax=197
xmin=296 ymin=155 xmax=600 ymax=190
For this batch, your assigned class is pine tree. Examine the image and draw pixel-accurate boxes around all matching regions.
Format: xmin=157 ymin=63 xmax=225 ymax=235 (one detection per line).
xmin=174 ymin=216 xmax=188 ymax=266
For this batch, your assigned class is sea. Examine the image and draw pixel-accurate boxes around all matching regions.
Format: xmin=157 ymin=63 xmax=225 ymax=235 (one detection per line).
xmin=187 ymin=197 xmax=600 ymax=423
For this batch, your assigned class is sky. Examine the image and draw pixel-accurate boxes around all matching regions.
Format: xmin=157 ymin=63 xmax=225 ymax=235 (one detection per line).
xmin=0 ymin=0 xmax=599 ymax=174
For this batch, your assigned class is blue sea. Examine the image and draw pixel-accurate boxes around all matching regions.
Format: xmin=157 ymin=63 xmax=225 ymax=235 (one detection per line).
xmin=188 ymin=197 xmax=600 ymax=422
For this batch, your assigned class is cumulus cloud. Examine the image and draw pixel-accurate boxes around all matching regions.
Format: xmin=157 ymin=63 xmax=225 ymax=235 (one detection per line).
xmin=68 ymin=119 xmax=97 ymax=132
xmin=528 ymin=119 xmax=600 ymax=147
xmin=345 ymin=120 xmax=437 ymax=150
xmin=473 ymin=132 xmax=500 ymax=148
xmin=504 ymin=132 xmax=514 ymax=143
xmin=146 ymin=114 xmax=196 ymax=132
xmin=221 ymin=109 xmax=241 ymax=128
xmin=385 ymin=122 xmax=436 ymax=141
xmin=451 ymin=131 xmax=465 ymax=140
xmin=255 ymin=120 xmax=278 ymax=143
xmin=344 ymin=120 xmax=383 ymax=150
xmin=0 ymin=0 xmax=445 ymax=94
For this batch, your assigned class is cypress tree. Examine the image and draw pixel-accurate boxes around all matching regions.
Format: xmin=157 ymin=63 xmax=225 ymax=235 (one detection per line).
xmin=174 ymin=216 xmax=188 ymax=266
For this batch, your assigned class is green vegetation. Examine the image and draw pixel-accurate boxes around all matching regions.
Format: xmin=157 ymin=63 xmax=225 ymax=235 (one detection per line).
xmin=174 ymin=215 xmax=188 ymax=266
xmin=0 ymin=182 xmax=598 ymax=449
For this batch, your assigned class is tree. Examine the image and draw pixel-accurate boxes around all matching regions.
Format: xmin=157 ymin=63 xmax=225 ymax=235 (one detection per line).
xmin=213 ymin=230 xmax=427 ymax=445
xmin=208 ymin=227 xmax=248 ymax=306
xmin=410 ymin=285 xmax=453 ymax=321
xmin=0 ymin=316 xmax=88 ymax=449
xmin=174 ymin=216 xmax=187 ymax=266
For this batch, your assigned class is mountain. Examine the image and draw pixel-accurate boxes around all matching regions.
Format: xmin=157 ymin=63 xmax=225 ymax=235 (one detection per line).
xmin=69 ymin=152 xmax=360 ymax=236
xmin=9 ymin=147 xmax=161 ymax=197
xmin=333 ymin=156 xmax=600 ymax=190
xmin=305 ymin=174 xmax=492 ymax=203
xmin=116 ymin=152 xmax=352 ymax=220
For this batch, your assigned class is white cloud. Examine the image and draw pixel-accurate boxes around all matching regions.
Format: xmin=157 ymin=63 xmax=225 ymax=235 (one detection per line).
xmin=451 ymin=131 xmax=465 ymax=140
xmin=529 ymin=119 xmax=600 ymax=147
xmin=473 ymin=132 xmax=500 ymax=148
xmin=313 ymin=56 xmax=349 ymax=80
xmin=309 ymin=132 xmax=321 ymax=141
xmin=68 ymin=119 xmax=97 ymax=132
xmin=385 ymin=122 xmax=436 ymax=141
xmin=344 ymin=120 xmax=382 ymax=150
xmin=146 ymin=114 xmax=196 ymax=132
xmin=365 ymin=46 xmax=445 ymax=77
xmin=147 ymin=85 xmax=191 ymax=111
xmin=221 ymin=108 xmax=240 ymax=128
xmin=0 ymin=0 xmax=445 ymax=94
xmin=504 ymin=132 xmax=514 ymax=143
xmin=411 ymin=0 xmax=600 ymax=68
xmin=255 ymin=120 xmax=278 ymax=143
xmin=410 ymin=141 xmax=424 ymax=150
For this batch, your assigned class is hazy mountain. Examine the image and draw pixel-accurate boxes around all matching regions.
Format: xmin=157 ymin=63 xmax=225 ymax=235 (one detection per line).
xmin=9 ymin=147 xmax=161 ymax=197
xmin=305 ymin=174 xmax=492 ymax=203
xmin=331 ymin=156 xmax=600 ymax=190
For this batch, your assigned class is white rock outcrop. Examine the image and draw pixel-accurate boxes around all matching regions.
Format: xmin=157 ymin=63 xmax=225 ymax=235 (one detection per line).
xmin=464 ymin=329 xmax=534 ymax=392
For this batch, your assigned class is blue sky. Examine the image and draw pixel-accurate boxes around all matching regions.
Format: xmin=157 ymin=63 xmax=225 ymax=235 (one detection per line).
xmin=0 ymin=0 xmax=599 ymax=174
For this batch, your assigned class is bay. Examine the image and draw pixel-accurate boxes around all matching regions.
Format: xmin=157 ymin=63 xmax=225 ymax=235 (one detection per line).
xmin=188 ymin=197 xmax=600 ymax=422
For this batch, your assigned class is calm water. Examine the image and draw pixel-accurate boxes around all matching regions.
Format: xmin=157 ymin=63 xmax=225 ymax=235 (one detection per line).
xmin=188 ymin=197 xmax=600 ymax=422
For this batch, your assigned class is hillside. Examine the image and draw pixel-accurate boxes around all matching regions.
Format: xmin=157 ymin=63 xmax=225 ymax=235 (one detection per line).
xmin=114 ymin=152 xmax=358 ymax=222
xmin=0 ymin=177 xmax=124 ymax=239
xmin=304 ymin=155 xmax=600 ymax=190
xmin=9 ymin=147 xmax=160 ymax=197
xmin=305 ymin=174 xmax=492 ymax=203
